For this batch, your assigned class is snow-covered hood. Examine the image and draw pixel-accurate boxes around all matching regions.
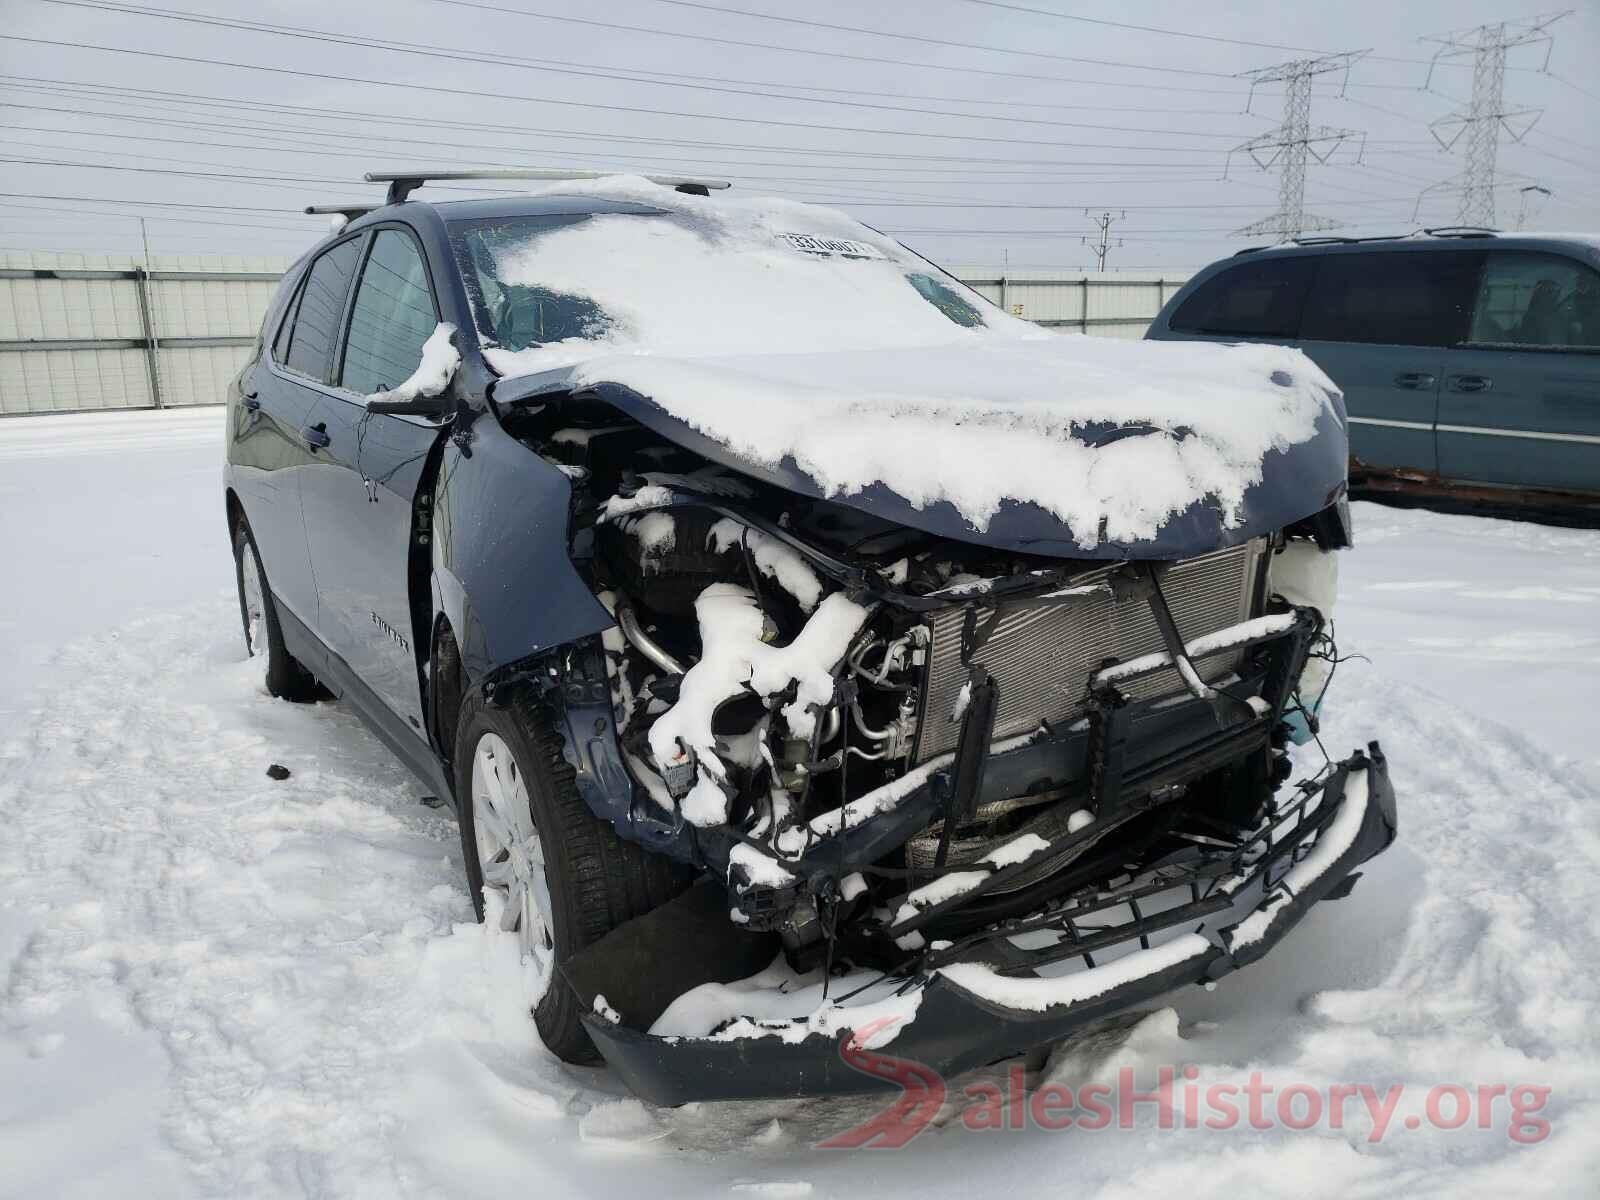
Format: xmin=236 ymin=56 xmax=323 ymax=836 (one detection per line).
xmin=495 ymin=338 xmax=1348 ymax=560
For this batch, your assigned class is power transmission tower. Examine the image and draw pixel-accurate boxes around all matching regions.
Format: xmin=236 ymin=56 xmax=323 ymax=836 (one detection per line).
xmin=1515 ymin=184 xmax=1552 ymax=231
xmin=1082 ymin=209 xmax=1123 ymax=271
xmin=1226 ymin=51 xmax=1368 ymax=242
xmin=1419 ymin=12 xmax=1567 ymax=228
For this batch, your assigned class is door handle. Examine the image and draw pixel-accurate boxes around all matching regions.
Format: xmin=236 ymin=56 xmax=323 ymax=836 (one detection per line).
xmin=304 ymin=422 xmax=331 ymax=449
xmin=1448 ymin=374 xmax=1493 ymax=393
xmin=1393 ymin=372 xmax=1436 ymax=390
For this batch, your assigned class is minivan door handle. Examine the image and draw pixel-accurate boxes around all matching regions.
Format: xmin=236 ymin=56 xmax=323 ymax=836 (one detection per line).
xmin=303 ymin=422 xmax=331 ymax=449
xmin=1393 ymin=372 xmax=1436 ymax=390
xmin=1447 ymin=374 xmax=1493 ymax=393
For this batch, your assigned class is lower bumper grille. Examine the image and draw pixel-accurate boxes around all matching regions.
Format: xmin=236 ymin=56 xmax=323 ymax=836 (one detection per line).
xmin=914 ymin=540 xmax=1265 ymax=763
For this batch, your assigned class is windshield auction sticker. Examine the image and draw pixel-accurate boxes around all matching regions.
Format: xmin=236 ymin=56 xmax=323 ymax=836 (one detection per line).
xmin=779 ymin=232 xmax=886 ymax=260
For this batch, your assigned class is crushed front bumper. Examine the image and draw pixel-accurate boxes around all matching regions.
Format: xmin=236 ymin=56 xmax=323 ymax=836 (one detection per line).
xmin=581 ymin=744 xmax=1398 ymax=1105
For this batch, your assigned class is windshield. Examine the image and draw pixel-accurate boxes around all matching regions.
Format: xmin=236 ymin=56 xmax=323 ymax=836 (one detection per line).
xmin=446 ymin=186 xmax=1026 ymax=372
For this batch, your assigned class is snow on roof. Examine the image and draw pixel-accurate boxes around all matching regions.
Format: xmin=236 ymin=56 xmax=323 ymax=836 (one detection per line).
xmin=477 ymin=177 xmax=1341 ymax=548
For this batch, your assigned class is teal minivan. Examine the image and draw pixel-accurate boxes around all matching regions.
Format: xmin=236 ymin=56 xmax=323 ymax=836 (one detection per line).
xmin=1147 ymin=231 xmax=1600 ymax=497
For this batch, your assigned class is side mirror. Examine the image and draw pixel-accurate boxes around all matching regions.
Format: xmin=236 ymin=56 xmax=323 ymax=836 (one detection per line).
xmin=366 ymin=323 xmax=461 ymax=418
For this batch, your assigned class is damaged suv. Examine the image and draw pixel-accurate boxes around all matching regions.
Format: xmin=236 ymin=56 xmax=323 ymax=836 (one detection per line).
xmin=225 ymin=170 xmax=1396 ymax=1104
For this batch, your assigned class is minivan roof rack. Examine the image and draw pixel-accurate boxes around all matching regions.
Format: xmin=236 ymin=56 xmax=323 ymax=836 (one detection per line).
xmin=364 ymin=169 xmax=733 ymax=206
xmin=1232 ymin=233 xmax=1401 ymax=255
xmin=1420 ymin=225 xmax=1499 ymax=238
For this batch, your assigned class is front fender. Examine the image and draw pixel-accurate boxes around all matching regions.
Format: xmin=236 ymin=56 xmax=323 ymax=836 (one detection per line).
xmin=430 ymin=408 xmax=613 ymax=684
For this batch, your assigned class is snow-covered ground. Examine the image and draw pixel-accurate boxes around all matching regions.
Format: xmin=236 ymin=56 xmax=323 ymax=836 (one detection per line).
xmin=2 ymin=408 xmax=1597 ymax=1198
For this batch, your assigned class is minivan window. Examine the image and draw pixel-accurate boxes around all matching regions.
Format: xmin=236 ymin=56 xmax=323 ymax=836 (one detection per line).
xmin=1300 ymin=250 xmax=1483 ymax=348
xmin=340 ymin=229 xmax=439 ymax=395
xmin=1167 ymin=256 xmax=1316 ymax=338
xmin=284 ymin=237 xmax=362 ymax=382
xmin=1468 ymin=251 xmax=1600 ymax=351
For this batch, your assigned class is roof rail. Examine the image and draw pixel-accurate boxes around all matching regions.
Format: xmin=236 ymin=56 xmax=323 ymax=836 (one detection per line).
xmin=305 ymin=204 xmax=379 ymax=220
xmin=363 ymin=169 xmax=733 ymax=206
xmin=1234 ymin=232 xmax=1410 ymax=255
xmin=1421 ymin=226 xmax=1499 ymax=238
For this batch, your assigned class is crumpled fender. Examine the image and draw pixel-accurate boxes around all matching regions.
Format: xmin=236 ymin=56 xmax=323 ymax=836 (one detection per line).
xmin=430 ymin=406 xmax=614 ymax=683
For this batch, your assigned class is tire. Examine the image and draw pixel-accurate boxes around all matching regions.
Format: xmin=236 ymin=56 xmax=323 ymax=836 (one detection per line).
xmin=232 ymin=521 xmax=322 ymax=702
xmin=453 ymin=689 xmax=693 ymax=1063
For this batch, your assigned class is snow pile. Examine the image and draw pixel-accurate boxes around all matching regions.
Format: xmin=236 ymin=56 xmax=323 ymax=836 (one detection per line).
xmin=472 ymin=175 xmax=1031 ymax=366
xmin=646 ymin=584 xmax=871 ymax=827
xmin=565 ymin=344 xmax=1334 ymax=548
xmin=1228 ymin=766 xmax=1372 ymax=950
xmin=617 ymin=511 xmax=677 ymax=561
xmin=891 ymin=832 xmax=1052 ymax=926
xmin=707 ymin=517 xmax=823 ymax=612
xmin=939 ymin=934 xmax=1216 ymax=1013
xmin=650 ymin=957 xmax=921 ymax=1047
xmin=369 ymin=321 xmax=459 ymax=404
xmin=474 ymin=177 xmax=1338 ymax=548
xmin=1094 ymin=612 xmax=1300 ymax=685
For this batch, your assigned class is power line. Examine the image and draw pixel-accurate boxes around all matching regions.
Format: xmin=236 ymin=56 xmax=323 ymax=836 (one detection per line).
xmin=0 ymin=191 xmax=306 ymax=213
xmin=0 ymin=74 xmax=1418 ymax=172
xmin=0 ymin=131 xmax=1102 ymax=208
xmin=0 ymin=35 xmax=1283 ymax=154
xmin=0 ymin=120 xmax=1260 ymax=198
xmin=31 ymin=0 xmax=1272 ymax=140
xmin=0 ymin=200 xmax=317 ymax=233
xmin=439 ymin=0 xmax=1243 ymax=79
xmin=955 ymin=1 xmax=1327 ymax=52
xmin=0 ymin=153 xmax=1424 ymax=213
xmin=1545 ymin=70 xmax=1600 ymax=104
xmin=427 ymin=0 xmax=1255 ymax=95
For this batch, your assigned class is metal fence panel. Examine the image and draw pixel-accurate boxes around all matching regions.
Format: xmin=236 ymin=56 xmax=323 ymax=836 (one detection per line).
xmin=953 ymin=269 xmax=1190 ymax=339
xmin=0 ymin=252 xmax=1193 ymax=414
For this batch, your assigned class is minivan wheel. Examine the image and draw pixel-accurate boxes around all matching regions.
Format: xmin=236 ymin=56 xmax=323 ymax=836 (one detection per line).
xmin=453 ymin=691 xmax=693 ymax=1063
xmin=231 ymin=521 xmax=321 ymax=701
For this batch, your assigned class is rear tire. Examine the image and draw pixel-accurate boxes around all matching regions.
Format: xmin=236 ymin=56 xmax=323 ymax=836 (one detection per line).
xmin=453 ymin=689 xmax=692 ymax=1063
xmin=232 ymin=521 xmax=322 ymax=702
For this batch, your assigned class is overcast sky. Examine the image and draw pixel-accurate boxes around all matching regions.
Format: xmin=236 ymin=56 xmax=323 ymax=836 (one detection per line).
xmin=1 ymin=0 xmax=1596 ymax=269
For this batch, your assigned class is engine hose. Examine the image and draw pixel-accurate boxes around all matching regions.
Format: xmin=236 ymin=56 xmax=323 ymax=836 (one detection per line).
xmin=615 ymin=600 xmax=688 ymax=676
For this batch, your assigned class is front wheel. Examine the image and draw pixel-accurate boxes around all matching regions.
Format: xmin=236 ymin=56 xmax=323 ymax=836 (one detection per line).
xmin=453 ymin=691 xmax=691 ymax=1062
xmin=232 ymin=521 xmax=321 ymax=701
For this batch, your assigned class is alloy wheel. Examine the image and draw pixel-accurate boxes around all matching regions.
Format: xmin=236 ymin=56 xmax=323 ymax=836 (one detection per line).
xmin=471 ymin=731 xmax=556 ymax=1002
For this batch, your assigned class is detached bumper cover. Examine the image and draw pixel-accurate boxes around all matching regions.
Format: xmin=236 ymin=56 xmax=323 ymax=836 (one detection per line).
xmin=582 ymin=744 xmax=1398 ymax=1105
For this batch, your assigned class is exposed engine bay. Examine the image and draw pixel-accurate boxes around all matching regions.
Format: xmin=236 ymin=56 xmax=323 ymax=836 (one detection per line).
xmin=503 ymin=396 xmax=1357 ymax=1025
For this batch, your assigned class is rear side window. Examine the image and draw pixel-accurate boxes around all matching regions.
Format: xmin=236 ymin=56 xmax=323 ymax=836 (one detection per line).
xmin=1468 ymin=251 xmax=1600 ymax=351
xmin=270 ymin=270 xmax=307 ymax=365
xmin=340 ymin=229 xmax=439 ymax=395
xmin=1168 ymin=256 xmax=1316 ymax=338
xmin=1300 ymin=250 xmax=1483 ymax=347
xmin=284 ymin=237 xmax=362 ymax=382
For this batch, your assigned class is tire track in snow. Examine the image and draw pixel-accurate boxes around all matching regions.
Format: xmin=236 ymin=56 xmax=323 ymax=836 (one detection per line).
xmin=0 ymin=605 xmax=472 ymax=1195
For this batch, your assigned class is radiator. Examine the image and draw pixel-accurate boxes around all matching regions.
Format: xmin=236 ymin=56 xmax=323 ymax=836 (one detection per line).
xmin=913 ymin=540 xmax=1265 ymax=763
